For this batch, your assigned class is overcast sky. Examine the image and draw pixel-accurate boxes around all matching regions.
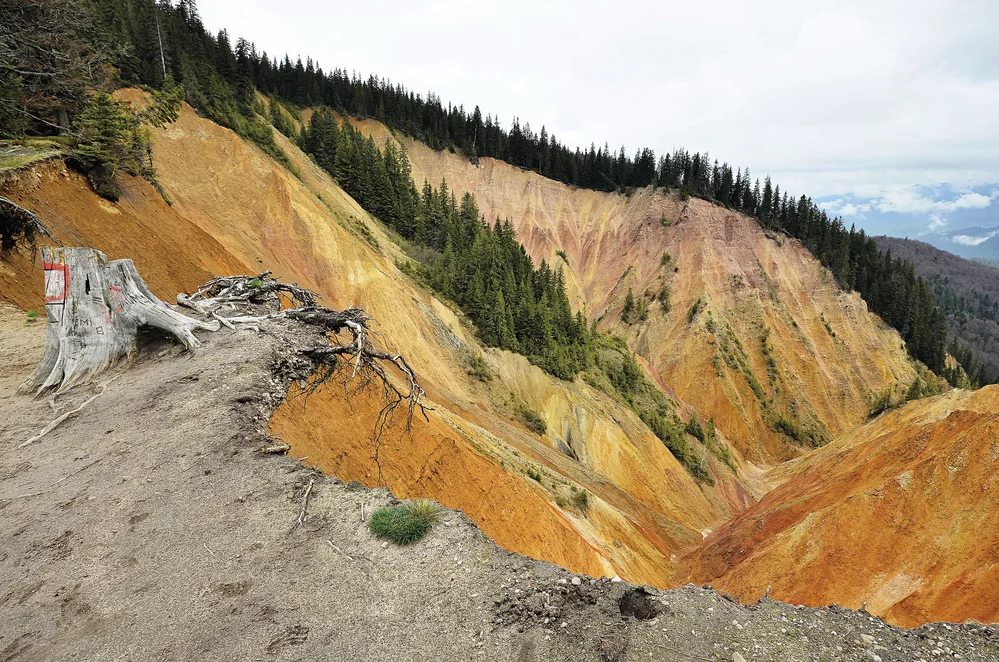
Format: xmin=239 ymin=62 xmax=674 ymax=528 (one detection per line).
xmin=198 ymin=0 xmax=999 ymax=239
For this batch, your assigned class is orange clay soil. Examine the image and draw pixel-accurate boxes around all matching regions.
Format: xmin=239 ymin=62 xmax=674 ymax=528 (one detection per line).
xmin=0 ymin=93 xmax=749 ymax=586
xmin=684 ymin=385 xmax=999 ymax=627
xmin=0 ymin=160 xmax=247 ymax=310
xmin=352 ymin=119 xmax=919 ymax=465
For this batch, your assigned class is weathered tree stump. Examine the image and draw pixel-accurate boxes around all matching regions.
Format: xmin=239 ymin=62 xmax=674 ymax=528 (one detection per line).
xmin=19 ymin=247 xmax=219 ymax=395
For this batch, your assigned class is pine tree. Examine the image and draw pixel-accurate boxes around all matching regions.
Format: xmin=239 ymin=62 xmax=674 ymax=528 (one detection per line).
xmin=622 ymin=287 xmax=636 ymax=323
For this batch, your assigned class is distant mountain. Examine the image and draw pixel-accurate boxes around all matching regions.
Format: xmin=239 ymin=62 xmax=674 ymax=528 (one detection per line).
xmin=875 ymin=235 xmax=999 ymax=383
xmin=916 ymin=223 xmax=999 ymax=261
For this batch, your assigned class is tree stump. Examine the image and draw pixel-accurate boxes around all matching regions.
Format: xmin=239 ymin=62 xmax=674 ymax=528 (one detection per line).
xmin=19 ymin=247 xmax=219 ymax=396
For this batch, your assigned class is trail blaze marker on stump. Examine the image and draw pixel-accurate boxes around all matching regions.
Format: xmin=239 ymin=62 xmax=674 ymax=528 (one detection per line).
xmin=19 ymin=247 xmax=219 ymax=396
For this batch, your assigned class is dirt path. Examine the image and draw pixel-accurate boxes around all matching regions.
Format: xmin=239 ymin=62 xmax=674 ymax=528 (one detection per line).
xmin=0 ymin=305 xmax=995 ymax=661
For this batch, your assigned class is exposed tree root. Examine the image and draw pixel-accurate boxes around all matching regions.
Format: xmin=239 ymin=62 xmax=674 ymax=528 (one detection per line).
xmin=182 ymin=273 xmax=429 ymax=439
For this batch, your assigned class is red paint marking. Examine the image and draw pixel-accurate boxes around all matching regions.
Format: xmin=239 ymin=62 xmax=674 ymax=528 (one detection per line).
xmin=43 ymin=260 xmax=71 ymax=304
xmin=109 ymin=284 xmax=125 ymax=311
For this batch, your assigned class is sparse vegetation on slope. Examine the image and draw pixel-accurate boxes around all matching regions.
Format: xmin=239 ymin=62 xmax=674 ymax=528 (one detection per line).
xmin=582 ymin=334 xmax=733 ymax=482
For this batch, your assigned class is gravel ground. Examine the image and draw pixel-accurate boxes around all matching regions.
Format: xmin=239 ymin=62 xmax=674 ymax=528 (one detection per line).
xmin=0 ymin=304 xmax=996 ymax=661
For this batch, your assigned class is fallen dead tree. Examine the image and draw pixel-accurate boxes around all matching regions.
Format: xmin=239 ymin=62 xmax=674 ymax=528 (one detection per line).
xmin=178 ymin=272 xmax=428 ymax=432
xmin=20 ymin=250 xmax=427 ymax=434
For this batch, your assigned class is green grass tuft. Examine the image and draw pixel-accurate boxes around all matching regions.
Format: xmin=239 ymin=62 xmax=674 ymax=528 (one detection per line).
xmin=369 ymin=500 xmax=441 ymax=545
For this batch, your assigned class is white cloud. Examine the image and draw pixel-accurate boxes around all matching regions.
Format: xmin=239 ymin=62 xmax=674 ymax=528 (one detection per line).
xmin=875 ymin=188 xmax=998 ymax=214
xmin=952 ymin=230 xmax=999 ymax=246
xmin=927 ymin=213 xmax=948 ymax=231
xmin=840 ymin=202 xmax=871 ymax=217
xmin=820 ymin=199 xmax=872 ymax=217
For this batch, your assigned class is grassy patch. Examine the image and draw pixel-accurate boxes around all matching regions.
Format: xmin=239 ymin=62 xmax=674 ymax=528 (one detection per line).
xmin=0 ymin=148 xmax=62 ymax=173
xmin=714 ymin=321 xmax=765 ymax=403
xmin=369 ymin=500 xmax=441 ymax=545
xmin=350 ymin=216 xmax=380 ymax=249
xmin=583 ymin=333 xmax=718 ymax=483
xmin=820 ymin=313 xmax=836 ymax=338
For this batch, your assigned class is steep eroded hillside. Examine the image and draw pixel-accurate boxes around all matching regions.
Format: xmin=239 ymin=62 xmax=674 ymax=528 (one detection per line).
xmin=352 ymin=120 xmax=919 ymax=464
xmin=685 ymin=385 xmax=999 ymax=627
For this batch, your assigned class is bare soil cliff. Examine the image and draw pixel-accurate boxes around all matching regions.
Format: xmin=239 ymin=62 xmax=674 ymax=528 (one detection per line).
xmin=352 ymin=119 xmax=919 ymax=464
xmin=685 ymin=386 xmax=999 ymax=627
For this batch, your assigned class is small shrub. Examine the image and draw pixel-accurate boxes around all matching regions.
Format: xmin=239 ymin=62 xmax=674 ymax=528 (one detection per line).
xmin=25 ymin=309 xmax=39 ymax=323
xmin=657 ymin=285 xmax=670 ymax=313
xmin=820 ymin=313 xmax=835 ymax=337
xmin=688 ymin=297 xmax=704 ymax=324
xmin=555 ymin=249 xmax=568 ymax=262
xmin=661 ymin=251 xmax=672 ymax=266
xmin=352 ymin=217 xmax=380 ymax=249
xmin=464 ymin=351 xmax=492 ymax=382
xmin=905 ymin=377 xmax=930 ymax=402
xmin=660 ymin=215 xmax=671 ymax=227
xmin=516 ymin=404 xmax=547 ymax=436
xmin=685 ymin=417 xmax=706 ymax=442
xmin=621 ymin=287 xmax=636 ymax=323
xmin=247 ymin=278 xmax=263 ymax=288
xmin=571 ymin=489 xmax=590 ymax=514
xmin=869 ymin=388 xmax=893 ymax=417
xmin=526 ymin=466 xmax=543 ymax=482
xmin=369 ymin=500 xmax=441 ymax=545
xmin=713 ymin=443 xmax=737 ymax=473
xmin=772 ymin=415 xmax=801 ymax=441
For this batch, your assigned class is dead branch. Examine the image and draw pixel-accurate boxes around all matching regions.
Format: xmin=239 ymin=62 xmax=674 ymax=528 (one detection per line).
xmin=0 ymin=196 xmax=58 ymax=257
xmin=181 ymin=272 xmax=318 ymax=311
xmin=5 ymin=455 xmax=104 ymax=500
xmin=294 ymin=478 xmax=315 ymax=529
xmin=259 ymin=442 xmax=290 ymax=454
xmin=286 ymin=305 xmax=430 ymax=435
xmin=18 ymin=384 xmax=105 ymax=448
xmin=183 ymin=273 xmax=428 ymax=444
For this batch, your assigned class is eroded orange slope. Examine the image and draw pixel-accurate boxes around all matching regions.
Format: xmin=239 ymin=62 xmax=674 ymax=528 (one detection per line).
xmin=0 ymin=160 xmax=247 ymax=309
xmin=1 ymin=96 xmax=751 ymax=587
xmin=685 ymin=386 xmax=999 ymax=627
xmin=351 ymin=120 xmax=918 ymax=464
